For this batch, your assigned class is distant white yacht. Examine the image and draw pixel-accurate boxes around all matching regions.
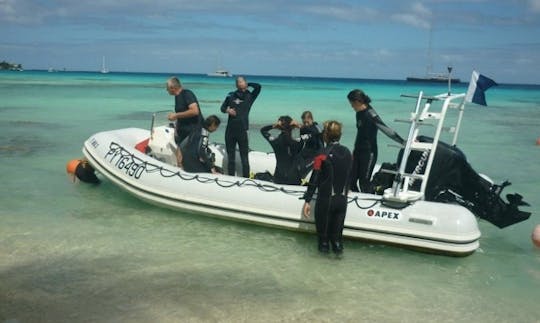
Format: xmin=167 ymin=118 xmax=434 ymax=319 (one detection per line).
xmin=207 ymin=68 xmax=232 ymax=77
xmin=100 ymin=56 xmax=109 ymax=74
xmin=406 ymin=27 xmax=460 ymax=83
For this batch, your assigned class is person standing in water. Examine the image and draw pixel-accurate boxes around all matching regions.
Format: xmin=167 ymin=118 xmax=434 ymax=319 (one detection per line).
xmin=302 ymin=121 xmax=352 ymax=254
xmin=220 ymin=76 xmax=261 ymax=177
xmin=166 ymin=77 xmax=203 ymax=168
xmin=347 ymin=89 xmax=405 ymax=193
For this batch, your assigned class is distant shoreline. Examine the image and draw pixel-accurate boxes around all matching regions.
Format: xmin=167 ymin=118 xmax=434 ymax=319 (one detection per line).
xmin=3 ymin=69 xmax=540 ymax=87
xmin=0 ymin=60 xmax=23 ymax=71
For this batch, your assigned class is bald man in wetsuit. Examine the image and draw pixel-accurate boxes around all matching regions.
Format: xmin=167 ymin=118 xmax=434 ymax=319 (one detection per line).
xmin=302 ymin=121 xmax=352 ymax=254
xmin=220 ymin=76 xmax=261 ymax=177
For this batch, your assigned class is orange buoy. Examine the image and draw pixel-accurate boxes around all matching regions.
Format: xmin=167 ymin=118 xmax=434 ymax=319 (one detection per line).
xmin=536 ymin=138 xmax=540 ymax=146
xmin=66 ymin=159 xmax=82 ymax=175
xmin=533 ymin=224 xmax=540 ymax=248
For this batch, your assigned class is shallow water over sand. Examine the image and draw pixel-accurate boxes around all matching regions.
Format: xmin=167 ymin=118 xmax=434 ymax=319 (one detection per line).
xmin=1 ymin=71 xmax=539 ymax=322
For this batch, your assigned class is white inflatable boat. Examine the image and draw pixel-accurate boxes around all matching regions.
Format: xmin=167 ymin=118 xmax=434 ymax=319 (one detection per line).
xmin=81 ymin=92 xmax=505 ymax=256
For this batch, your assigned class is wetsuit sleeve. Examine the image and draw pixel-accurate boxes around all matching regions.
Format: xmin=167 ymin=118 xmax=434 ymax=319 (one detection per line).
xmin=220 ymin=93 xmax=232 ymax=113
xmin=302 ymin=154 xmax=327 ymax=202
xmin=260 ymin=125 xmax=275 ymax=142
xmin=368 ymin=109 xmax=406 ymax=145
xmin=248 ymin=83 xmax=262 ymax=101
xmin=198 ymin=129 xmax=214 ymax=170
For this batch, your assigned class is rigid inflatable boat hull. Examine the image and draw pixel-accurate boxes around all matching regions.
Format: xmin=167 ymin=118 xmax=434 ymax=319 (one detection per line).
xmin=83 ymin=128 xmax=481 ymax=256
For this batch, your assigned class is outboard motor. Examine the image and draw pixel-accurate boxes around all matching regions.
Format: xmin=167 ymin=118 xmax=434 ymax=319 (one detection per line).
xmin=147 ymin=125 xmax=178 ymax=166
xmin=372 ymin=136 xmax=531 ymax=228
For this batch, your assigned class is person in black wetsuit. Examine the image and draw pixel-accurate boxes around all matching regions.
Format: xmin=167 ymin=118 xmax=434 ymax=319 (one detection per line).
xmin=347 ymin=89 xmax=405 ymax=193
xmin=220 ymin=77 xmax=261 ymax=177
xmin=166 ymin=77 xmax=203 ymax=167
xmin=299 ymin=110 xmax=324 ymax=159
xmin=298 ymin=110 xmax=324 ymax=179
xmin=182 ymin=115 xmax=221 ymax=174
xmin=260 ymin=116 xmax=304 ymax=185
xmin=302 ymin=120 xmax=352 ymax=254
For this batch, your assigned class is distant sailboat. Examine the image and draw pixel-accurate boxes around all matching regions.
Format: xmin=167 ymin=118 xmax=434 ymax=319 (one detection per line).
xmin=100 ymin=56 xmax=109 ymax=74
xmin=207 ymin=53 xmax=232 ymax=77
xmin=406 ymin=27 xmax=460 ymax=83
xmin=207 ymin=68 xmax=232 ymax=77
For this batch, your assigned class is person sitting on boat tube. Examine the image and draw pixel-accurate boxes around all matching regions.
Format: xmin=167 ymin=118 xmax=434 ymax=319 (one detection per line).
xmin=182 ymin=115 xmax=222 ymax=174
xmin=261 ymin=116 xmax=304 ymax=185
xmin=347 ymin=89 xmax=405 ymax=193
xmin=302 ymin=120 xmax=352 ymax=254
xmin=166 ymin=76 xmax=203 ymax=168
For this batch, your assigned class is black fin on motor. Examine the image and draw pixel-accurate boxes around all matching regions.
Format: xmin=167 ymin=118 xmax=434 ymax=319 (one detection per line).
xmin=470 ymin=181 xmax=531 ymax=228
xmin=506 ymin=193 xmax=530 ymax=207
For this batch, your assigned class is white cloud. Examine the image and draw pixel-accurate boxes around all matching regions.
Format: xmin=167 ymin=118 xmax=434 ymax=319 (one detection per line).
xmin=411 ymin=2 xmax=432 ymax=17
xmin=0 ymin=0 xmax=32 ymax=23
xmin=391 ymin=13 xmax=431 ymax=29
xmin=0 ymin=0 xmax=15 ymax=15
xmin=303 ymin=4 xmax=378 ymax=22
xmin=391 ymin=2 xmax=432 ymax=29
xmin=530 ymin=0 xmax=540 ymax=12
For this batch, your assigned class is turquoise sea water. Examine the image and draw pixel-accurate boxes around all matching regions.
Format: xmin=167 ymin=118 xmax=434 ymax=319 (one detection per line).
xmin=1 ymin=70 xmax=539 ymax=322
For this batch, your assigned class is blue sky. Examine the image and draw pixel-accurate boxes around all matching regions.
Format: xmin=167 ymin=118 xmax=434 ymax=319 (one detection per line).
xmin=1 ymin=0 xmax=540 ymax=83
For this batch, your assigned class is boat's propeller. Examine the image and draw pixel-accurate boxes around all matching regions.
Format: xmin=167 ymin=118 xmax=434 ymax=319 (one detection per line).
xmin=506 ymin=193 xmax=530 ymax=207
xmin=473 ymin=180 xmax=531 ymax=229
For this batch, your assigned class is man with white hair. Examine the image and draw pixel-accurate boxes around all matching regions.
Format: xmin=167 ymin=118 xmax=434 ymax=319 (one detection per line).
xmin=166 ymin=76 xmax=203 ymax=167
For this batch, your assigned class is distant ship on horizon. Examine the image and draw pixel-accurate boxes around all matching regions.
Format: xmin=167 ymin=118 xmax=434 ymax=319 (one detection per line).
xmin=406 ymin=73 xmax=461 ymax=83
xmin=207 ymin=68 xmax=232 ymax=77
xmin=207 ymin=52 xmax=232 ymax=77
xmin=406 ymin=27 xmax=460 ymax=83
xmin=100 ymin=56 xmax=109 ymax=74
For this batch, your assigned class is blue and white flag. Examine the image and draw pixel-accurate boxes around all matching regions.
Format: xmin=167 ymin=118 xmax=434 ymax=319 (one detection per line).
xmin=465 ymin=71 xmax=497 ymax=106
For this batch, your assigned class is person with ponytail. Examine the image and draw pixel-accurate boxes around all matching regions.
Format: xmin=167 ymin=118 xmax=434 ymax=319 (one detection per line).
xmin=347 ymin=89 xmax=405 ymax=193
xmin=302 ymin=121 xmax=352 ymax=254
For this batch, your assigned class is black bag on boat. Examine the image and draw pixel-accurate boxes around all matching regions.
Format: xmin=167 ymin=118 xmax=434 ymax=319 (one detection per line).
xmin=371 ymin=162 xmax=397 ymax=195
xmin=254 ymin=171 xmax=274 ymax=182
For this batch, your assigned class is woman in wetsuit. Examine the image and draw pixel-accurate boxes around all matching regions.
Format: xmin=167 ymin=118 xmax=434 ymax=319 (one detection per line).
xmin=299 ymin=111 xmax=323 ymax=158
xmin=260 ymin=116 xmax=304 ymax=185
xmin=302 ymin=121 xmax=352 ymax=254
xmin=347 ymin=89 xmax=405 ymax=193
xmin=298 ymin=110 xmax=324 ymax=179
